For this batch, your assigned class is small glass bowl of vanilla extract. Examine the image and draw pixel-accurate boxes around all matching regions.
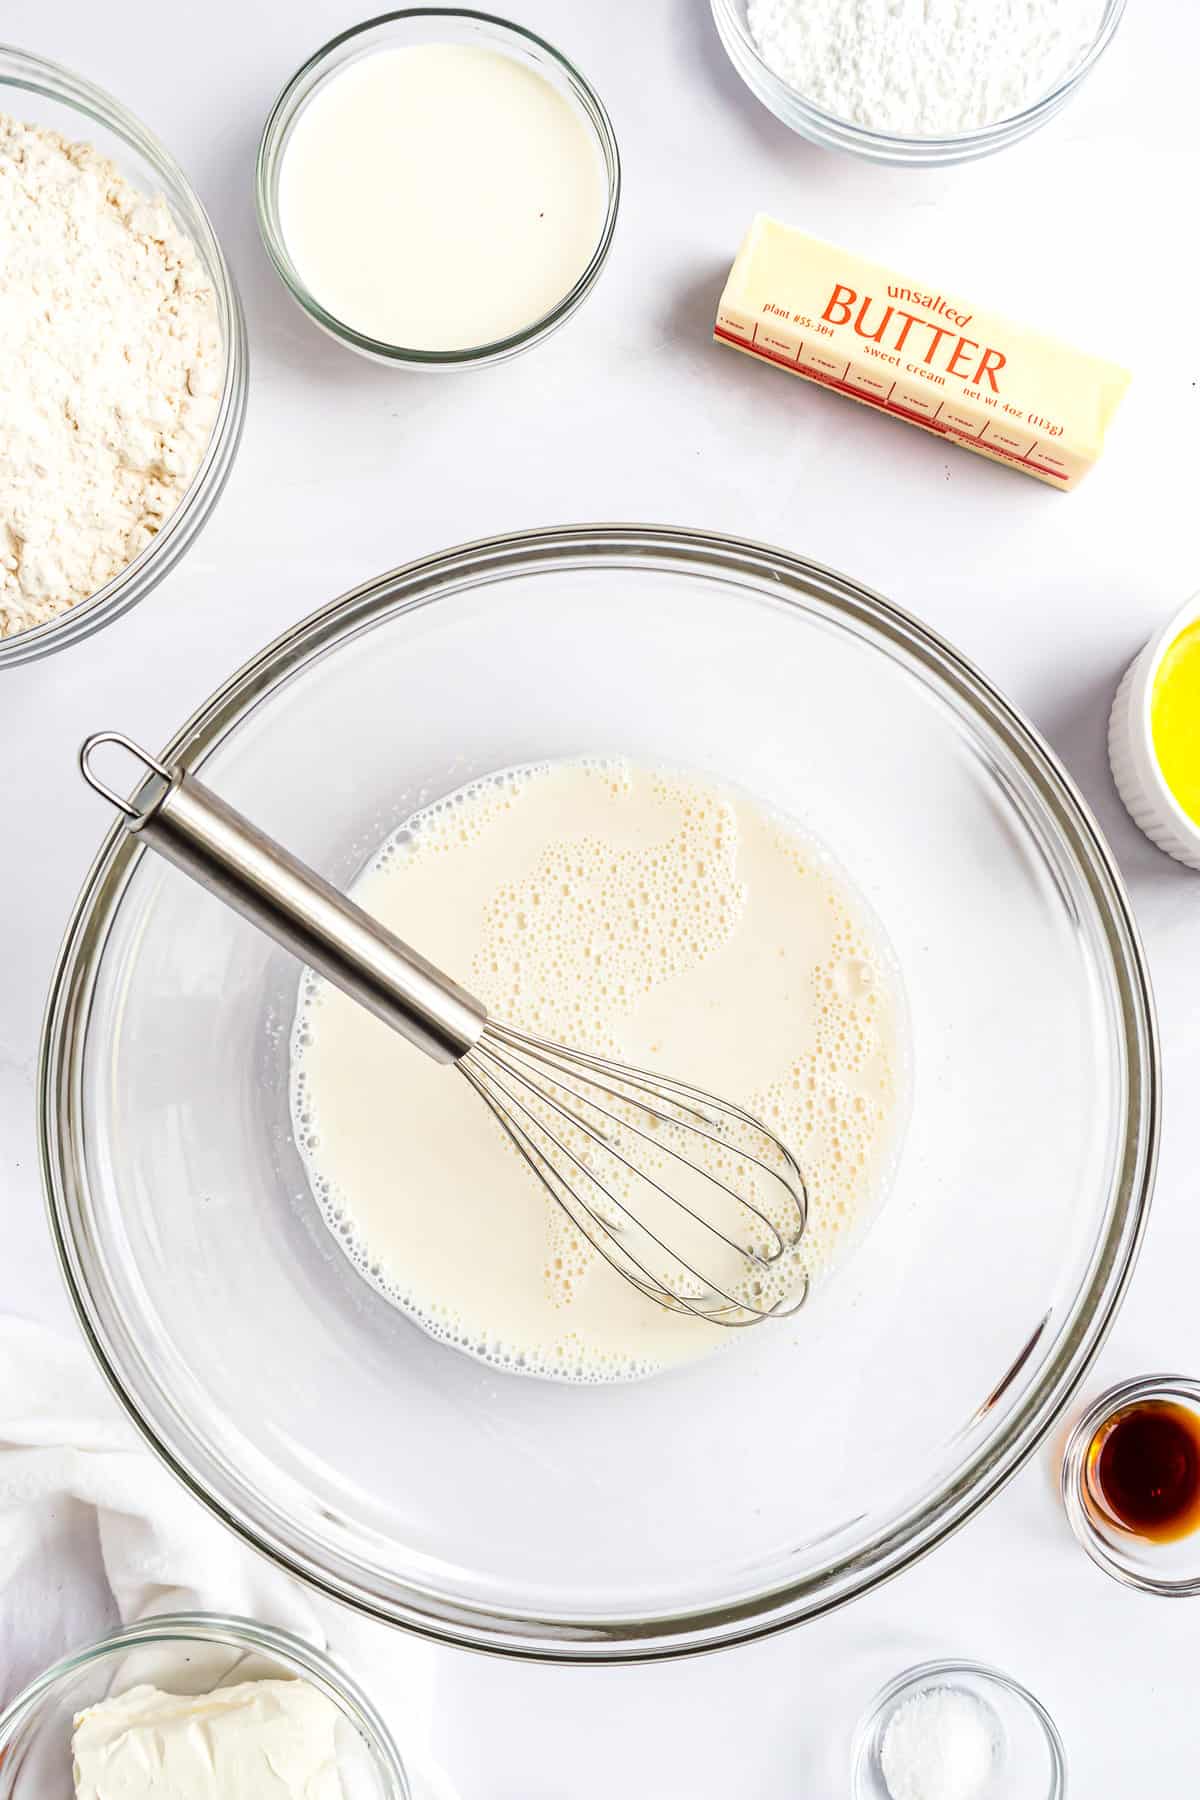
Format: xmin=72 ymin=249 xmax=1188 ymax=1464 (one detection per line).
xmin=1062 ymin=1375 xmax=1200 ymax=1594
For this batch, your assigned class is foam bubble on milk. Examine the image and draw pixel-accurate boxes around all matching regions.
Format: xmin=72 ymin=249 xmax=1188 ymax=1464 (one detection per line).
xmin=290 ymin=757 xmax=909 ymax=1382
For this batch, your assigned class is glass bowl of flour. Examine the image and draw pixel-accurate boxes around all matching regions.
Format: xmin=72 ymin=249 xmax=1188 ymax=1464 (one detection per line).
xmin=42 ymin=525 xmax=1156 ymax=1660
xmin=710 ymin=0 xmax=1127 ymax=164
xmin=0 ymin=48 xmax=247 ymax=667
xmin=0 ymin=1613 xmax=408 ymax=1799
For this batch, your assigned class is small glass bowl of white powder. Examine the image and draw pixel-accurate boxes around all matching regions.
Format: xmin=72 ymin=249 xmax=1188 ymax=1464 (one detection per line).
xmin=851 ymin=1659 xmax=1066 ymax=1800
xmin=0 ymin=48 xmax=247 ymax=668
xmin=710 ymin=0 xmax=1126 ymax=165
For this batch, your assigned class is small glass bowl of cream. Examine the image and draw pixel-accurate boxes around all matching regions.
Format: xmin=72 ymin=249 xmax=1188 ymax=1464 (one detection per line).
xmin=0 ymin=1613 xmax=408 ymax=1800
xmin=710 ymin=0 xmax=1126 ymax=166
xmin=256 ymin=10 xmax=619 ymax=369
xmin=851 ymin=1659 xmax=1066 ymax=1800
xmin=1062 ymin=1375 xmax=1200 ymax=1595
xmin=1110 ymin=592 xmax=1200 ymax=871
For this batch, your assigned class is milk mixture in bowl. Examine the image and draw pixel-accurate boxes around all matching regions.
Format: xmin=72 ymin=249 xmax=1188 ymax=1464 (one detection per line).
xmin=290 ymin=759 xmax=909 ymax=1380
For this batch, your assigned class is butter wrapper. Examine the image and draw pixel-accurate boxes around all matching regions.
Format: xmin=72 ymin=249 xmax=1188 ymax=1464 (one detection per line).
xmin=715 ymin=215 xmax=1130 ymax=490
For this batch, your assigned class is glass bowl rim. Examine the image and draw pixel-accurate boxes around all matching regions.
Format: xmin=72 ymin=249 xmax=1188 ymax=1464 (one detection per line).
xmin=1061 ymin=1372 xmax=1200 ymax=1595
xmin=0 ymin=1609 xmax=410 ymax=1797
xmin=851 ymin=1655 xmax=1067 ymax=1798
xmin=39 ymin=523 xmax=1159 ymax=1661
xmin=0 ymin=44 xmax=248 ymax=668
xmin=709 ymin=0 xmax=1127 ymax=160
xmin=254 ymin=8 xmax=621 ymax=368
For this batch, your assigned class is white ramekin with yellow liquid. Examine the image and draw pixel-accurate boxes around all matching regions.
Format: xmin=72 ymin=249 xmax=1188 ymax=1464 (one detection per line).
xmin=1110 ymin=593 xmax=1200 ymax=871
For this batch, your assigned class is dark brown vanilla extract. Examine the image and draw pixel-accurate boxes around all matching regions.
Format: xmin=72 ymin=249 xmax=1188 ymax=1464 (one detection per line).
xmin=1085 ymin=1400 xmax=1200 ymax=1543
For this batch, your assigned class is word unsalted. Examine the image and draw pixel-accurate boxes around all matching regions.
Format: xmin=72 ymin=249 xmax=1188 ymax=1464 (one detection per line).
xmin=715 ymin=215 xmax=1129 ymax=490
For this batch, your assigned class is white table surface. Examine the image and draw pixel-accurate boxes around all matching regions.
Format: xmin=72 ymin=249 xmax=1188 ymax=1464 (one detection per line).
xmin=3 ymin=0 xmax=1199 ymax=1791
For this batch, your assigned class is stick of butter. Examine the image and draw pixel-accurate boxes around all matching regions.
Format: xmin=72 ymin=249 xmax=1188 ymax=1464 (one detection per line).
xmin=715 ymin=215 xmax=1130 ymax=490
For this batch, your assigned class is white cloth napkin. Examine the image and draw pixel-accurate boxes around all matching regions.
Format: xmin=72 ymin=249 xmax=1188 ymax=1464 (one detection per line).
xmin=0 ymin=1313 xmax=459 ymax=1800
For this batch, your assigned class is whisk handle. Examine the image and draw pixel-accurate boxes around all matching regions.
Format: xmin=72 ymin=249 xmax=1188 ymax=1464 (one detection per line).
xmin=79 ymin=733 xmax=487 ymax=1065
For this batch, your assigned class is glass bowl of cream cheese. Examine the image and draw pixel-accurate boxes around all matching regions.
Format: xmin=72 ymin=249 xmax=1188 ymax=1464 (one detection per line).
xmin=0 ymin=48 xmax=247 ymax=668
xmin=42 ymin=524 xmax=1157 ymax=1661
xmin=255 ymin=11 xmax=620 ymax=368
xmin=709 ymin=0 xmax=1127 ymax=166
xmin=0 ymin=1612 xmax=408 ymax=1799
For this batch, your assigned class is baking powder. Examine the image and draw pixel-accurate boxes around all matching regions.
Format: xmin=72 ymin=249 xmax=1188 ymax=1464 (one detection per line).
xmin=746 ymin=0 xmax=1107 ymax=135
xmin=0 ymin=115 xmax=220 ymax=639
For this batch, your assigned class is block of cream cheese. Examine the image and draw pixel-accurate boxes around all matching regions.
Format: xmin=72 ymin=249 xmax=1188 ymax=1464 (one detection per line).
xmin=72 ymin=1679 xmax=344 ymax=1800
xmin=715 ymin=215 xmax=1130 ymax=489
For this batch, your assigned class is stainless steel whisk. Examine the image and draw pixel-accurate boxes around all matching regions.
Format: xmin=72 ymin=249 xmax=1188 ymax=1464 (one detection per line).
xmin=80 ymin=733 xmax=809 ymax=1328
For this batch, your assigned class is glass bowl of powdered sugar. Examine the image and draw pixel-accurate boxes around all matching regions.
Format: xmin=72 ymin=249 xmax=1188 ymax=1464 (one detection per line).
xmin=710 ymin=0 xmax=1126 ymax=165
xmin=0 ymin=47 xmax=247 ymax=668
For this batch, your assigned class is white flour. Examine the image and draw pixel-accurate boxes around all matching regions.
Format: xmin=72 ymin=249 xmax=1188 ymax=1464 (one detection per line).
xmin=0 ymin=115 xmax=220 ymax=640
xmin=746 ymin=0 xmax=1107 ymax=135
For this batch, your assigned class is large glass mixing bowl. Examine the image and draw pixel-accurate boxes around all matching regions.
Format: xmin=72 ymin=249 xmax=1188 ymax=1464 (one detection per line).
xmin=41 ymin=526 xmax=1158 ymax=1661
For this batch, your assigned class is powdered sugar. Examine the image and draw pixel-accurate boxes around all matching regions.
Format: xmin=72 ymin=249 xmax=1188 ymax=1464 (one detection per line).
xmin=0 ymin=114 xmax=220 ymax=639
xmin=746 ymin=0 xmax=1107 ymax=136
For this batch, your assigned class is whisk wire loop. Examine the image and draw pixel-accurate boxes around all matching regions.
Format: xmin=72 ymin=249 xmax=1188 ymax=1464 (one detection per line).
xmin=460 ymin=1019 xmax=809 ymax=1326
xmin=462 ymin=1062 xmax=745 ymax=1324
xmin=476 ymin=1036 xmax=782 ymax=1271
xmin=485 ymin=1022 xmax=808 ymax=1251
xmin=464 ymin=1049 xmax=767 ymax=1319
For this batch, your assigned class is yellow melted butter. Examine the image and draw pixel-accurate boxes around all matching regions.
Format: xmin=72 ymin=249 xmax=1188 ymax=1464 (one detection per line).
xmin=1152 ymin=620 xmax=1200 ymax=826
